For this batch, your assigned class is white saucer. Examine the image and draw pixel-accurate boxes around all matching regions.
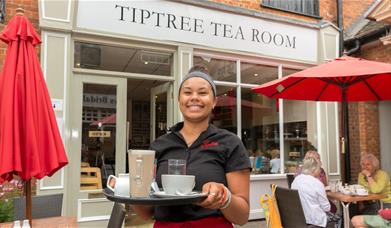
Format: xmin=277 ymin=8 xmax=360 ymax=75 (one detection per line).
xmin=355 ymin=192 xmax=369 ymax=196
xmin=152 ymin=191 xmax=207 ymax=198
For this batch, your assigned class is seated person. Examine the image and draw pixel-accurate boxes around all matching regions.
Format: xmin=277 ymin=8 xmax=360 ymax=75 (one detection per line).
xmin=352 ymin=208 xmax=391 ymax=227
xmin=292 ymin=157 xmax=341 ymax=228
xmin=295 ymin=150 xmax=327 ymax=185
xmin=356 ymin=153 xmax=391 ymax=214
xmin=296 ymin=150 xmax=337 ymax=213
xmin=269 ymin=149 xmax=280 ymax=174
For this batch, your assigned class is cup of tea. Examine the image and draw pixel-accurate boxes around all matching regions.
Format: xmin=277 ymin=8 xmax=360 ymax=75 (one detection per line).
xmin=128 ymin=149 xmax=155 ymax=197
xmin=161 ymin=174 xmax=195 ymax=195
xmin=106 ymin=173 xmax=130 ymax=197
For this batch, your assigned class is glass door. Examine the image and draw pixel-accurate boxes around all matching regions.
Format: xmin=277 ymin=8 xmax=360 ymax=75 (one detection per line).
xmin=150 ymin=82 xmax=173 ymax=141
xmin=67 ymin=74 xmax=126 ymax=225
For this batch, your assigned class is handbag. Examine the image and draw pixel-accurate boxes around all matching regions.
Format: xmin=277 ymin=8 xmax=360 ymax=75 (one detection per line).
xmin=260 ymin=184 xmax=282 ymax=228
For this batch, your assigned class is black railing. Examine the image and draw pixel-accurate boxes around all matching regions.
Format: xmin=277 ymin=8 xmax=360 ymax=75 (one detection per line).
xmin=262 ymin=0 xmax=320 ymax=18
xmin=0 ymin=0 xmax=5 ymax=23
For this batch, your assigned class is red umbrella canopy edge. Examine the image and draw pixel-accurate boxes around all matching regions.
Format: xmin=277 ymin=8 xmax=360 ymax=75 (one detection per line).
xmin=252 ymin=56 xmax=391 ymax=102
xmin=0 ymin=15 xmax=68 ymax=183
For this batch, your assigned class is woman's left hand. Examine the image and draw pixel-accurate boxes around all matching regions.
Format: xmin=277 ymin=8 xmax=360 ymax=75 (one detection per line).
xmin=196 ymin=182 xmax=227 ymax=209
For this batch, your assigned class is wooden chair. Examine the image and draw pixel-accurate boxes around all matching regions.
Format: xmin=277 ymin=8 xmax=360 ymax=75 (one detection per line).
xmin=107 ymin=203 xmax=126 ymax=228
xmin=80 ymin=167 xmax=103 ymax=190
xmin=13 ymin=194 xmax=63 ymax=220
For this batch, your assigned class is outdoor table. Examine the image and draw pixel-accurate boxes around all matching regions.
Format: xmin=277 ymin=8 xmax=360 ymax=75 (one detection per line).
xmin=0 ymin=216 xmax=77 ymax=228
xmin=327 ymin=191 xmax=387 ymax=228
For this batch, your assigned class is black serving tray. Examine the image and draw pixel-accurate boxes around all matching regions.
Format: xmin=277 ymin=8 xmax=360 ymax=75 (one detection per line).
xmin=103 ymin=188 xmax=208 ymax=206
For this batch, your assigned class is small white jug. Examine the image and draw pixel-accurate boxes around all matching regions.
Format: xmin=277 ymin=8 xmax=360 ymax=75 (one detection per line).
xmin=106 ymin=173 xmax=130 ymax=197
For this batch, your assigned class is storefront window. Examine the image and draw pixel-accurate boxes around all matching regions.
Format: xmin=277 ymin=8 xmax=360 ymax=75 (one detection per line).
xmin=74 ymin=42 xmax=173 ymax=76
xmin=240 ymin=62 xmax=277 ymax=84
xmin=193 ymin=56 xmax=236 ymax=82
xmin=240 ymin=63 xmax=279 ymax=174
xmin=282 ymin=68 xmax=313 ymax=174
xmin=213 ymin=86 xmax=237 ymax=134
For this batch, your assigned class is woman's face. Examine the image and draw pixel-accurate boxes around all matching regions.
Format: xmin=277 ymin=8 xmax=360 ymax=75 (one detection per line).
xmin=361 ymin=159 xmax=374 ymax=174
xmin=179 ymin=77 xmax=216 ymax=123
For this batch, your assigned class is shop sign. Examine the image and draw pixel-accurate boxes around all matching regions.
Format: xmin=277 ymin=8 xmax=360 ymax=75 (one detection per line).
xmin=76 ymin=0 xmax=318 ymax=62
xmin=83 ymin=93 xmax=116 ymax=109
xmin=89 ymin=131 xmax=111 ymax=138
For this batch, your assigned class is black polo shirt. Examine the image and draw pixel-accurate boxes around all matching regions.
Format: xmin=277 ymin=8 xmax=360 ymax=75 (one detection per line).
xmin=150 ymin=122 xmax=251 ymax=222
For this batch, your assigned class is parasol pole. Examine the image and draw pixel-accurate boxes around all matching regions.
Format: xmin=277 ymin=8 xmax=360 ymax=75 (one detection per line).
xmin=25 ymin=180 xmax=33 ymax=226
xmin=15 ymin=5 xmax=33 ymax=226
xmin=341 ymin=87 xmax=351 ymax=183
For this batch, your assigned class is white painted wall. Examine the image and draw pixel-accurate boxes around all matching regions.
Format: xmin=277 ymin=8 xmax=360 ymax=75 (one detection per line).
xmin=379 ymin=101 xmax=391 ymax=175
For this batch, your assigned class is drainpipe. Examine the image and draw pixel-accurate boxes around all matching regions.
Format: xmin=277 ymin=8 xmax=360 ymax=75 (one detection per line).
xmin=345 ymin=39 xmax=360 ymax=55
xmin=337 ymin=0 xmax=344 ymax=56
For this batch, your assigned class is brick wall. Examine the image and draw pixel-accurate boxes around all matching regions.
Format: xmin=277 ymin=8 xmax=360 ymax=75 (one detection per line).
xmin=349 ymin=101 xmax=380 ymax=182
xmin=0 ymin=0 xmax=39 ymax=70
xmin=343 ymin=0 xmax=376 ymax=29
xmin=348 ymin=103 xmax=361 ymax=181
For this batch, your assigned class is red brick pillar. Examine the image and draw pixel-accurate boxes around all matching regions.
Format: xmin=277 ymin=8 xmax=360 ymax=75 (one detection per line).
xmin=349 ymin=101 xmax=380 ymax=182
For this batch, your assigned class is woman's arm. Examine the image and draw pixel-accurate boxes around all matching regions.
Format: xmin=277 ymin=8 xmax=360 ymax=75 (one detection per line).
xmin=197 ymin=169 xmax=250 ymax=225
xmin=366 ymin=170 xmax=388 ymax=193
xmin=317 ymin=184 xmax=331 ymax=212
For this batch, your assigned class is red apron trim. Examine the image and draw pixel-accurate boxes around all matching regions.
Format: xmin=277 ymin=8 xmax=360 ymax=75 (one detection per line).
xmin=154 ymin=216 xmax=233 ymax=228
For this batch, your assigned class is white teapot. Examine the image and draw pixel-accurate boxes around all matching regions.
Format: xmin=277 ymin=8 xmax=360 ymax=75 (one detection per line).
xmin=107 ymin=173 xmax=130 ymax=197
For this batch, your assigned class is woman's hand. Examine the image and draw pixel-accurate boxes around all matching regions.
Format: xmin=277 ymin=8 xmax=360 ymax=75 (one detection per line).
xmin=361 ymin=169 xmax=372 ymax=177
xmin=196 ymin=182 xmax=228 ymax=209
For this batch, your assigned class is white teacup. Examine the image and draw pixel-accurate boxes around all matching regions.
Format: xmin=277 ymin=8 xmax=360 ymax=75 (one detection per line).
xmin=106 ymin=173 xmax=130 ymax=197
xmin=161 ymin=174 xmax=195 ymax=195
xmin=356 ymin=188 xmax=368 ymax=195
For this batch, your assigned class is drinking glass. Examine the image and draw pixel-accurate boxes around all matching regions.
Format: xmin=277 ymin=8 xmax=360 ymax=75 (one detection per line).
xmin=168 ymin=159 xmax=186 ymax=175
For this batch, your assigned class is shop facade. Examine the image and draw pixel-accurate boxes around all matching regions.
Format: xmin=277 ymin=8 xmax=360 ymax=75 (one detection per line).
xmin=38 ymin=0 xmax=340 ymax=226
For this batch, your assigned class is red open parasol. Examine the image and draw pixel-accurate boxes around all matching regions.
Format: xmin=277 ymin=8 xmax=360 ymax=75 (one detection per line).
xmin=0 ymin=9 xmax=68 ymax=224
xmin=252 ymin=56 xmax=391 ymax=182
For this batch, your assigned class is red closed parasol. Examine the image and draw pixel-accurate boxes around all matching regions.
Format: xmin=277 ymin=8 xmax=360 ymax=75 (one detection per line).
xmin=0 ymin=8 xmax=68 ymax=224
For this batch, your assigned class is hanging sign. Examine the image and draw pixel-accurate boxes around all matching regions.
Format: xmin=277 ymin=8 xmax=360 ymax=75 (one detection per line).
xmin=89 ymin=131 xmax=111 ymax=138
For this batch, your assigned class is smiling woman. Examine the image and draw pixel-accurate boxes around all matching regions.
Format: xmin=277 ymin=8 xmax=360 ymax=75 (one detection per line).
xmin=131 ymin=65 xmax=251 ymax=227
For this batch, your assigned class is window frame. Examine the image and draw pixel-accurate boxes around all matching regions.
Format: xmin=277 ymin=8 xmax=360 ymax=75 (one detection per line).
xmin=261 ymin=0 xmax=322 ymax=19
